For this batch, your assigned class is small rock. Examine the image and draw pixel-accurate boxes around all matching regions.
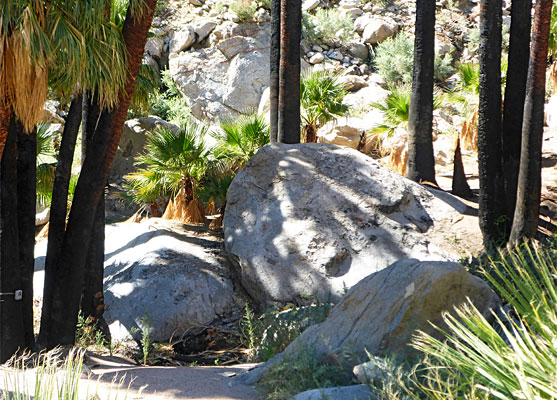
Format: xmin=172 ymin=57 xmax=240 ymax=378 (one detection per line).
xmin=302 ymin=0 xmax=320 ymax=11
xmin=309 ymin=52 xmax=325 ymax=64
xmin=193 ymin=19 xmax=218 ymax=43
xmin=359 ymin=63 xmax=370 ymax=75
xmin=301 ymin=39 xmax=312 ymax=55
xmin=339 ymin=0 xmax=360 ymax=8
xmin=353 ymin=357 xmax=390 ymax=384
xmin=145 ymin=36 xmax=164 ymax=60
xmin=254 ymin=8 xmax=271 ymax=22
xmin=338 ymin=75 xmax=367 ymax=91
xmin=312 ymin=44 xmax=323 ymax=52
xmin=347 ymin=40 xmax=369 ymax=60
xmin=292 ymin=385 xmax=372 ymax=400
xmin=362 ymin=17 xmax=398 ymax=44
xmin=328 ymin=50 xmax=344 ymax=61
xmin=190 ymin=0 xmax=203 ymax=5
xmin=307 ymin=51 xmax=315 ymax=58
xmin=169 ymin=27 xmax=196 ymax=54
xmin=342 ymin=7 xmax=364 ymax=19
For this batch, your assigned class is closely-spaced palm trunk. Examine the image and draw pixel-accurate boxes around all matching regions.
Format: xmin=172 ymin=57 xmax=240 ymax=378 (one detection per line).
xmin=0 ymin=102 xmax=10 ymax=160
xmin=477 ymin=0 xmax=505 ymax=249
xmin=40 ymin=0 xmax=158 ymax=349
xmin=406 ymin=0 xmax=436 ymax=184
xmin=81 ymin=193 xmax=110 ymax=342
xmin=509 ymin=0 xmax=552 ymax=243
xmin=501 ymin=0 xmax=532 ymax=238
xmin=17 ymin=122 xmax=36 ymax=350
xmin=38 ymin=94 xmax=83 ymax=349
xmin=0 ymin=117 xmax=24 ymax=363
xmin=277 ymin=0 xmax=301 ymax=144
xmin=80 ymin=90 xmax=110 ymax=341
xmin=270 ymin=0 xmax=281 ymax=142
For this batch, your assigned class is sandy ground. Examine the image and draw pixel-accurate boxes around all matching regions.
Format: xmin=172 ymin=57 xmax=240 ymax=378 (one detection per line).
xmin=0 ymin=353 xmax=261 ymax=400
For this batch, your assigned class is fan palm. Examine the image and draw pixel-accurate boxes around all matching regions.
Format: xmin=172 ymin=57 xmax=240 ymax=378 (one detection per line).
xmin=300 ymin=70 xmax=349 ymax=143
xmin=213 ymin=113 xmax=270 ymax=170
xmin=125 ymin=120 xmax=213 ymax=222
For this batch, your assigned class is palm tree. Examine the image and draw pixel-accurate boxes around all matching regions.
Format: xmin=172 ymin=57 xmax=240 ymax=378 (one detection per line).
xmin=501 ymin=0 xmax=532 ymax=237
xmin=126 ymin=120 xmax=212 ymax=224
xmin=213 ymin=113 xmax=270 ymax=167
xmin=39 ymin=0 xmax=158 ymax=349
xmin=278 ymin=0 xmax=301 ymax=143
xmin=477 ymin=0 xmax=505 ymax=249
xmin=300 ymin=71 xmax=349 ymax=143
xmin=509 ymin=0 xmax=552 ymax=243
xmin=270 ymin=0 xmax=281 ymax=142
xmin=406 ymin=0 xmax=436 ymax=184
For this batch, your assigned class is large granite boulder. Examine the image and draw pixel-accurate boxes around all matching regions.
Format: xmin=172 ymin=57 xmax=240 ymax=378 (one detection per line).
xmin=235 ymin=259 xmax=500 ymax=384
xmin=224 ymin=143 xmax=470 ymax=307
xmin=169 ymin=23 xmax=270 ymax=121
xmin=102 ymin=219 xmax=244 ymax=342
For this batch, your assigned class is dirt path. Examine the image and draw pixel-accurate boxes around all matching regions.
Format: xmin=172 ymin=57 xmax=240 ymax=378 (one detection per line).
xmin=81 ymin=353 xmax=260 ymax=400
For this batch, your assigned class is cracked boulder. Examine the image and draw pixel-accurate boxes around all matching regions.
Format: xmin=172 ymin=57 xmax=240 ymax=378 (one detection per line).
xmin=224 ymin=143 xmax=471 ymax=308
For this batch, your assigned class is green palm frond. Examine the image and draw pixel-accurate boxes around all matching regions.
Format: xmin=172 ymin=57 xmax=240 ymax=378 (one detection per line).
xmin=131 ymin=62 xmax=161 ymax=114
xmin=36 ymin=162 xmax=56 ymax=208
xmin=196 ymin=172 xmax=234 ymax=211
xmin=36 ymin=123 xmax=55 ymax=163
xmin=407 ymin=244 xmax=557 ymax=400
xmin=213 ymin=113 xmax=269 ymax=168
xmin=125 ymin=119 xmax=213 ymax=205
xmin=300 ymin=70 xmax=349 ymax=128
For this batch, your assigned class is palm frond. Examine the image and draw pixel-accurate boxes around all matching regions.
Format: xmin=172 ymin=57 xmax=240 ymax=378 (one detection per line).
xmin=300 ymin=70 xmax=349 ymax=128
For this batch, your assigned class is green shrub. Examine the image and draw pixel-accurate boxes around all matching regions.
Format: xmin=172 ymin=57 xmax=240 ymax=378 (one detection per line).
xmin=302 ymin=8 xmax=355 ymax=47
xmin=374 ymin=33 xmax=454 ymax=85
xmin=149 ymin=69 xmax=190 ymax=124
xmin=230 ymin=0 xmax=258 ymax=22
xmin=260 ymin=348 xmax=353 ymax=400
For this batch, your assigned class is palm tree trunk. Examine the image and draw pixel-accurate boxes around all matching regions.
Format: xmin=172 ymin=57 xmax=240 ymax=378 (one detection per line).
xmin=0 ymin=117 xmax=24 ymax=363
xmin=81 ymin=193 xmax=110 ymax=342
xmin=81 ymin=90 xmax=110 ymax=342
xmin=17 ymin=123 xmax=36 ymax=350
xmin=406 ymin=0 xmax=436 ymax=184
xmin=270 ymin=0 xmax=281 ymax=142
xmin=42 ymin=0 xmax=158 ymax=348
xmin=501 ymin=0 xmax=532 ymax=238
xmin=277 ymin=0 xmax=301 ymax=144
xmin=477 ymin=0 xmax=505 ymax=249
xmin=451 ymin=136 xmax=472 ymax=198
xmin=0 ymin=102 xmax=10 ymax=160
xmin=509 ymin=0 xmax=551 ymax=243
xmin=37 ymin=94 xmax=83 ymax=348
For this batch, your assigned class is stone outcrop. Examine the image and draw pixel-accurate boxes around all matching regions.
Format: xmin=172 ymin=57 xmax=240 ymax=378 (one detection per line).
xmin=103 ymin=219 xmax=244 ymax=342
xmin=224 ymin=143 xmax=471 ymax=308
xmin=234 ymin=259 xmax=500 ymax=385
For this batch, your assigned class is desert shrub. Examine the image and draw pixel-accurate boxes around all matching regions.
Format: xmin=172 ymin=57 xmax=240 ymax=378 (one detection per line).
xmin=242 ymin=304 xmax=331 ymax=362
xmin=230 ymin=0 xmax=258 ymax=22
xmin=149 ymin=69 xmax=190 ymax=124
xmin=374 ymin=33 xmax=454 ymax=85
xmin=259 ymin=348 xmax=353 ymax=400
xmin=302 ymin=8 xmax=355 ymax=47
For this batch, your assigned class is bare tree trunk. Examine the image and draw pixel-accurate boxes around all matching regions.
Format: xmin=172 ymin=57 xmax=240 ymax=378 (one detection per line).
xmin=270 ymin=0 xmax=281 ymax=142
xmin=509 ymin=0 xmax=551 ymax=243
xmin=277 ymin=0 xmax=301 ymax=144
xmin=406 ymin=0 xmax=436 ymax=184
xmin=501 ymin=0 xmax=532 ymax=238
xmin=0 ymin=117 xmax=24 ymax=362
xmin=41 ymin=0 xmax=158 ymax=348
xmin=477 ymin=0 xmax=505 ymax=249
xmin=17 ymin=123 xmax=36 ymax=350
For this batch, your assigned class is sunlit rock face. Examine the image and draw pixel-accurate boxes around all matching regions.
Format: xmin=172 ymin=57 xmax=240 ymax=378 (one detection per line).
xmin=224 ymin=143 xmax=469 ymax=307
